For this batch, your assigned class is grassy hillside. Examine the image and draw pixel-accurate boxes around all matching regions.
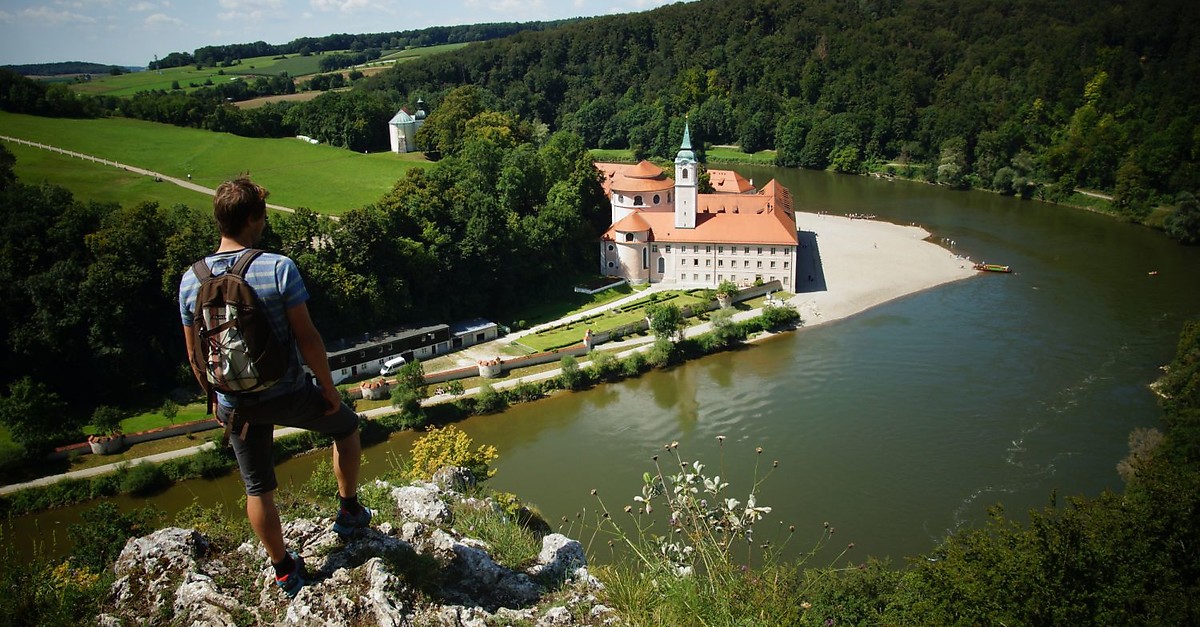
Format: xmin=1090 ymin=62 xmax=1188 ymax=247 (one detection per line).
xmin=67 ymin=44 xmax=470 ymax=98
xmin=66 ymin=52 xmax=339 ymax=97
xmin=0 ymin=111 xmax=428 ymax=214
xmin=2 ymin=141 xmax=213 ymax=210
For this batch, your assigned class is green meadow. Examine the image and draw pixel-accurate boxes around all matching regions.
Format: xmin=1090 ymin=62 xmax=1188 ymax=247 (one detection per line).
xmin=3 ymin=141 xmax=214 ymax=210
xmin=1 ymin=111 xmax=429 ymax=215
xmin=66 ymin=43 xmax=470 ymax=97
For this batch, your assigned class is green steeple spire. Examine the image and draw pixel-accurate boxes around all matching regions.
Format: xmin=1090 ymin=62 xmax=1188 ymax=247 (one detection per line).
xmin=676 ymin=120 xmax=696 ymax=163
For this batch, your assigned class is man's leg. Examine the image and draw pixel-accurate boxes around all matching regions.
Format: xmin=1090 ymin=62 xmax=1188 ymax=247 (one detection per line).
xmin=246 ymin=490 xmax=287 ymax=563
xmin=333 ymin=428 xmax=361 ymax=501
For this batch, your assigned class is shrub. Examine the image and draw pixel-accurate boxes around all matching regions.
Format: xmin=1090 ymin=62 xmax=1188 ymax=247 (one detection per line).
xmin=587 ymin=351 xmax=621 ymax=383
xmin=559 ymin=355 xmax=584 ymax=390
xmin=118 ymin=462 xmax=169 ymax=496
xmin=68 ymin=502 xmax=160 ymax=571
xmin=473 ymin=382 xmax=508 ymax=415
xmin=0 ymin=538 xmax=110 ymax=627
xmin=408 ymin=425 xmax=498 ymax=481
xmin=305 ymin=457 xmax=340 ymax=501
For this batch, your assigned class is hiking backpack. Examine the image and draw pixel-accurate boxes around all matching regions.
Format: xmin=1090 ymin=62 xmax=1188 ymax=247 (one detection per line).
xmin=189 ymin=249 xmax=289 ymax=395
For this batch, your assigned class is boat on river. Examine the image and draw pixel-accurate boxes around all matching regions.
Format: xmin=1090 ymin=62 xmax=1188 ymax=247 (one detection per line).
xmin=974 ymin=263 xmax=1012 ymax=273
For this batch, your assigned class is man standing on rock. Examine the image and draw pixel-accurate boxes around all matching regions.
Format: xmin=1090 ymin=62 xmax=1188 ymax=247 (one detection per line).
xmin=178 ymin=176 xmax=371 ymax=597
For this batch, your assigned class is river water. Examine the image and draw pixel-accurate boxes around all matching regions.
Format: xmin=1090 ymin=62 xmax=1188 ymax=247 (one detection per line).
xmin=9 ymin=167 xmax=1200 ymax=564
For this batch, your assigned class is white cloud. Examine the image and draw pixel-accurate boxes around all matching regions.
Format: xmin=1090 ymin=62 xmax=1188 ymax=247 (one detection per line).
xmin=144 ymin=12 xmax=181 ymax=27
xmin=128 ymin=2 xmax=158 ymax=11
xmin=218 ymin=0 xmax=283 ymax=8
xmin=0 ymin=10 xmax=12 ymax=24
xmin=18 ymin=6 xmax=97 ymax=24
xmin=310 ymin=0 xmax=372 ymax=12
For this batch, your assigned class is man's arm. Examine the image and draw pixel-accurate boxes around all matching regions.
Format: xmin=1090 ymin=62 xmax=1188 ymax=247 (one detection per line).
xmin=181 ymin=325 xmax=206 ymax=390
xmin=285 ymin=301 xmax=340 ymax=415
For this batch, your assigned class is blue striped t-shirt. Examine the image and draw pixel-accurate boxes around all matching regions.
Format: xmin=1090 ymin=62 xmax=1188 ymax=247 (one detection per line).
xmin=179 ymin=249 xmax=309 ymax=407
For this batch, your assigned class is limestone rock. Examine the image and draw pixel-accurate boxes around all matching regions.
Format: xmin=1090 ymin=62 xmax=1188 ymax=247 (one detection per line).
xmin=101 ymin=473 xmax=607 ymax=626
xmin=391 ymin=482 xmax=452 ymax=524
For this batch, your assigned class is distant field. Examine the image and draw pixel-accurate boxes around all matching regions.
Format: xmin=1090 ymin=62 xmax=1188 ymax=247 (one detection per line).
xmin=66 ymin=43 xmax=468 ymax=98
xmin=706 ymin=146 xmax=777 ymax=164
xmin=589 ymin=148 xmax=635 ymax=162
xmin=234 ymin=91 xmax=325 ymax=110
xmin=1 ymin=111 xmax=430 ymax=215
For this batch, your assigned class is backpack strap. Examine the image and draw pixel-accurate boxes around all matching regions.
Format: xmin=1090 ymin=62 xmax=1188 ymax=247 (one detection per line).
xmin=191 ymin=249 xmax=263 ymax=282
xmin=228 ymin=248 xmax=264 ymax=279
xmin=191 ymin=258 xmax=213 ymax=282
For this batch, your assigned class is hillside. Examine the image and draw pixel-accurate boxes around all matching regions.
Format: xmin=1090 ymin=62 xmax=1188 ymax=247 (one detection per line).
xmin=365 ymin=0 xmax=1199 ymax=215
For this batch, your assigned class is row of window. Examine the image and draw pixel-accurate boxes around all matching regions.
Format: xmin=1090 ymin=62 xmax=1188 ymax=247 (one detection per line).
xmin=681 ymin=258 xmax=788 ymax=269
xmin=683 ymin=273 xmax=792 ymax=286
xmin=617 ymin=193 xmax=672 ymax=206
xmin=651 ymin=244 xmax=791 ymax=255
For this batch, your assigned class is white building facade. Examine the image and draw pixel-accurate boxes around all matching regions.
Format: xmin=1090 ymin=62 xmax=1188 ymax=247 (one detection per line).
xmin=598 ymin=125 xmax=799 ymax=288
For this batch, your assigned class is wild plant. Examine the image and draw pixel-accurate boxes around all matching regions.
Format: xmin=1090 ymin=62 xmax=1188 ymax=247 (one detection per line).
xmin=562 ymin=439 xmax=851 ymax=623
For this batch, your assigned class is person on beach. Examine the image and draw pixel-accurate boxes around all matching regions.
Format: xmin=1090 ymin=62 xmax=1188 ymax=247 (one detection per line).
xmin=178 ymin=176 xmax=370 ymax=597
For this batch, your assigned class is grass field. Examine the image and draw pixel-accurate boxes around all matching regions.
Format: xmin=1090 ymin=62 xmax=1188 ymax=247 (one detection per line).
xmin=65 ymin=44 xmax=470 ymax=98
xmin=3 ymin=141 xmax=214 ymax=210
xmin=589 ymin=148 xmax=636 ymax=162
xmin=706 ymin=146 xmax=777 ymax=164
xmin=1 ymin=111 xmax=430 ymax=215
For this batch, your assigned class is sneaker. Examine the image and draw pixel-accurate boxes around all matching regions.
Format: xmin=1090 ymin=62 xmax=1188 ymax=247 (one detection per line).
xmin=274 ymin=550 xmax=306 ymax=598
xmin=332 ymin=505 xmax=373 ymax=536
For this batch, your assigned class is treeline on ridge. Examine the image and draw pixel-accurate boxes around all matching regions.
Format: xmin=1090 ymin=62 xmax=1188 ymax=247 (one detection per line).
xmin=3 ymin=0 xmax=1198 ymax=230
xmin=360 ymin=0 xmax=1199 ymax=219
xmin=150 ymin=20 xmax=572 ymax=69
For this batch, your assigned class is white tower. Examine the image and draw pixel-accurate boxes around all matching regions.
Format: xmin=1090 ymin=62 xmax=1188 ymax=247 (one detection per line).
xmin=674 ymin=122 xmax=698 ymax=229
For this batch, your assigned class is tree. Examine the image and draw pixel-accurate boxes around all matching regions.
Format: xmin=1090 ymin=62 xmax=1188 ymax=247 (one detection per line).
xmin=937 ymin=137 xmax=968 ymax=189
xmin=1114 ymin=159 xmax=1152 ymax=219
xmin=1165 ymin=191 xmax=1200 ymax=245
xmin=646 ymin=302 xmax=683 ymax=342
xmin=0 ymin=377 xmax=75 ymax=456
xmin=90 ymin=405 xmax=124 ymax=437
xmin=558 ymin=355 xmax=583 ymax=390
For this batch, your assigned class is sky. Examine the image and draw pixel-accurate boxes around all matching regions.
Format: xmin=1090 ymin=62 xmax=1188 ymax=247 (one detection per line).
xmin=0 ymin=0 xmax=683 ymax=67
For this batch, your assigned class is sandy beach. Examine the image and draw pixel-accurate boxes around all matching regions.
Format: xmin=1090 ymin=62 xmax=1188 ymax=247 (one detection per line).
xmin=787 ymin=212 xmax=977 ymax=328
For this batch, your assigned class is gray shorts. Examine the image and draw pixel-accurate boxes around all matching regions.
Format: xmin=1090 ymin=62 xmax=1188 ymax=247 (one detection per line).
xmin=217 ymin=378 xmax=359 ymax=496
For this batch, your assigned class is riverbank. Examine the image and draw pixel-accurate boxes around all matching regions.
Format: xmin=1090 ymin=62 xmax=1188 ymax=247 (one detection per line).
xmin=788 ymin=211 xmax=978 ymax=327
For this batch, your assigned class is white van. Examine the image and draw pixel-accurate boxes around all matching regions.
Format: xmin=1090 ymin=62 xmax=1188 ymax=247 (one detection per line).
xmin=379 ymin=356 xmax=407 ymax=376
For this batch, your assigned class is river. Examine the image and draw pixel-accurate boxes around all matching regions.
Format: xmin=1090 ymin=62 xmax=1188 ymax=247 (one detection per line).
xmin=9 ymin=167 xmax=1200 ymax=564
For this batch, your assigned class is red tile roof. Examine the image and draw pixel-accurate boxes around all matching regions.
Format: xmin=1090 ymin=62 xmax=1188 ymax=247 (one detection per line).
xmin=708 ymin=169 xmax=755 ymax=193
xmin=596 ymin=161 xmax=674 ymax=195
xmin=604 ymin=179 xmax=797 ymax=245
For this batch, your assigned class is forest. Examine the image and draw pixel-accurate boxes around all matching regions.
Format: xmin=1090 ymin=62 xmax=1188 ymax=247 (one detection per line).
xmin=4 ymin=0 xmax=1198 ymax=232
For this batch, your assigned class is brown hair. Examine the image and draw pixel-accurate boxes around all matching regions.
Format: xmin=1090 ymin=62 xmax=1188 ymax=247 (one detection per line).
xmin=213 ymin=176 xmax=269 ymax=236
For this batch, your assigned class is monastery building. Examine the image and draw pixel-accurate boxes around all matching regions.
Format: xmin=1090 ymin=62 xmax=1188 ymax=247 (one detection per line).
xmin=597 ymin=125 xmax=799 ymax=288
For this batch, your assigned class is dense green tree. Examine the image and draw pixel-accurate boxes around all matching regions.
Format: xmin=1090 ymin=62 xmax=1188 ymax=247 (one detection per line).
xmin=1165 ymin=192 xmax=1200 ymax=244
xmin=0 ymin=377 xmax=74 ymax=457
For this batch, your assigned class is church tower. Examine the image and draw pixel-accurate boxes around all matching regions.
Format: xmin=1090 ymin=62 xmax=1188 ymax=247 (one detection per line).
xmin=674 ymin=122 xmax=698 ymax=229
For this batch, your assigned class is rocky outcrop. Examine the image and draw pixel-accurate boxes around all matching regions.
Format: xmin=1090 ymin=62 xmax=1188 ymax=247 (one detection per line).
xmin=97 ymin=469 xmax=615 ymax=626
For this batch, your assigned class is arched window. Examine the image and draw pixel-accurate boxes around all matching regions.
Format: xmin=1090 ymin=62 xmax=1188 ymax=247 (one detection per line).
xmin=625 ymin=233 xmax=635 ymax=242
xmin=682 ymin=169 xmax=689 ymax=180
xmin=607 ymin=244 xmax=614 ymax=251
xmin=653 ymin=194 xmax=660 ymax=204
xmin=657 ymin=257 xmax=665 ymax=274
xmin=607 ymin=261 xmax=615 ymax=268
xmin=634 ymin=195 xmax=644 ymax=206
xmin=642 ymin=247 xmax=649 ymax=269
